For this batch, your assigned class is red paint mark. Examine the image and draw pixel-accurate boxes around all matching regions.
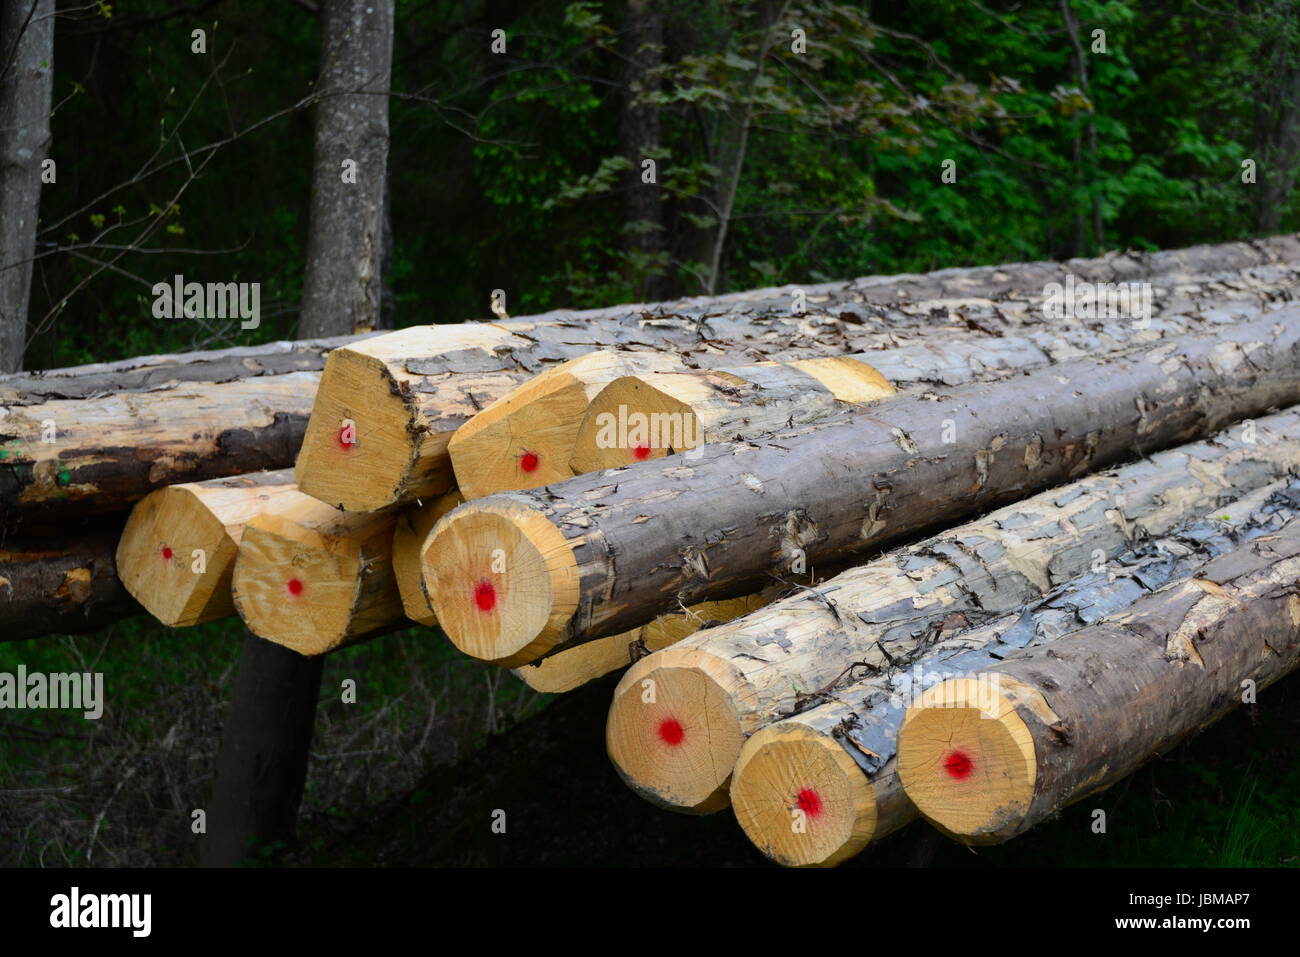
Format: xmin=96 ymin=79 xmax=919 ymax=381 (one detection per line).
xmin=944 ymin=750 xmax=974 ymax=779
xmin=337 ymin=426 xmax=354 ymax=449
xmin=633 ymin=444 xmax=651 ymax=460
xmin=474 ymin=580 xmax=497 ymax=612
xmin=520 ymin=451 xmax=540 ymax=473
xmin=161 ymin=546 xmax=174 ymax=561
xmin=287 ymin=578 xmax=304 ymax=596
xmin=796 ymin=788 xmax=822 ymax=818
xmin=658 ymin=719 xmax=684 ymax=746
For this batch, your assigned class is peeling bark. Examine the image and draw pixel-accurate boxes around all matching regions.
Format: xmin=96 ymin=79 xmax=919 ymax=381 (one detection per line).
xmin=899 ymin=512 xmax=1300 ymax=844
xmin=738 ymin=477 xmax=1300 ymax=864
xmin=468 ymin=315 xmax=1300 ymax=660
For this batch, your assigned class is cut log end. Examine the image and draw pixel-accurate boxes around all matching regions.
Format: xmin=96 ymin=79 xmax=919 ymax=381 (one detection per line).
xmin=295 ymin=348 xmax=441 ymax=511
xmin=896 ymin=677 xmax=1036 ymax=844
xmin=422 ymin=499 xmax=578 ymax=666
xmin=448 ymin=367 xmax=594 ymax=499
xmin=116 ymin=485 xmax=237 ymax=627
xmin=605 ymin=650 xmax=747 ymax=814
xmin=571 ymin=374 xmax=702 ymax=473
xmin=232 ymin=513 xmax=362 ymax=656
xmin=730 ymin=723 xmax=877 ymax=868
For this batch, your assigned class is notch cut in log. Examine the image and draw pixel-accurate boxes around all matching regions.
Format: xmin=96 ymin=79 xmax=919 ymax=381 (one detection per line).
xmin=457 ymin=353 xmax=894 ymax=494
xmin=232 ymin=498 xmax=403 ymax=655
xmin=604 ymin=405 xmax=1300 ymax=813
xmin=391 ymin=490 xmax=464 ymax=625
xmin=729 ymin=477 xmax=1300 ymax=866
xmin=448 ymin=351 xmax=688 ymax=499
xmin=117 ymin=469 xmax=302 ymax=627
xmin=896 ymin=513 xmax=1300 ymax=845
xmin=425 ymin=314 xmax=1300 ymax=668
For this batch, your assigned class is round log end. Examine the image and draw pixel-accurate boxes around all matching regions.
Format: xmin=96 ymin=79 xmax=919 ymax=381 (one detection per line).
xmin=117 ymin=485 xmax=237 ymax=627
xmin=422 ymin=497 xmax=579 ymax=666
xmin=571 ymin=375 xmax=704 ymax=474
xmin=447 ymin=367 xmax=594 ymax=499
xmin=232 ymin=513 xmax=362 ymax=656
xmin=605 ymin=647 xmax=747 ymax=814
xmin=294 ymin=347 xmax=421 ymax=512
xmin=730 ymin=723 xmax=877 ymax=867
xmin=897 ymin=676 xmax=1036 ymax=844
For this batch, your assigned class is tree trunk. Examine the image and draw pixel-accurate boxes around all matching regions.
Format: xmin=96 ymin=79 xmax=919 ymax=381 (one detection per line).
xmin=427 ymin=315 xmax=1300 ymax=668
xmin=620 ymin=0 xmax=667 ymax=300
xmin=1253 ymin=1 xmax=1300 ymax=234
xmin=608 ymin=405 xmax=1300 ymax=812
xmin=200 ymin=631 xmax=323 ymax=866
xmin=705 ymin=2 xmax=786 ymax=294
xmin=898 ymin=513 xmax=1300 ymax=845
xmin=731 ymin=476 xmax=1300 ymax=865
xmin=116 ymin=469 xmax=303 ymax=627
xmin=0 ymin=0 xmax=54 ymax=373
xmin=297 ymin=0 xmax=395 ymax=338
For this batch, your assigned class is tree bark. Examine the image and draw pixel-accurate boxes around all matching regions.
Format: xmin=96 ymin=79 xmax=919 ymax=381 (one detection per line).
xmin=1253 ymin=1 xmax=1300 ymax=234
xmin=0 ymin=0 xmax=54 ymax=373
xmin=297 ymin=248 xmax=1300 ymax=512
xmin=297 ymin=0 xmax=395 ymax=338
xmin=200 ymin=631 xmax=323 ymax=866
xmin=898 ymin=512 xmax=1300 ymax=845
xmin=608 ymin=405 xmax=1300 ymax=812
xmin=620 ymin=0 xmax=667 ymax=300
xmin=732 ymin=476 xmax=1300 ymax=865
xmin=428 ymin=315 xmax=1300 ymax=668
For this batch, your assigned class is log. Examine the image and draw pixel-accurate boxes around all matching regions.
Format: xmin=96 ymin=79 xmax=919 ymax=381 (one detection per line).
xmin=231 ymin=497 xmax=403 ymax=655
xmin=572 ymin=312 xmax=1194 ymax=470
xmin=0 ymin=335 xmax=370 ymax=516
xmin=729 ymin=477 xmax=1300 ymax=865
xmin=896 ymin=513 xmax=1300 ymax=845
xmin=0 ymin=514 xmax=141 ymax=641
xmin=424 ymin=314 xmax=1300 ymax=667
xmin=116 ymin=469 xmax=303 ymax=627
xmin=296 ymin=242 xmax=1300 ymax=512
xmin=513 ymin=594 xmax=769 ymax=694
xmin=391 ymin=490 xmax=464 ymax=625
xmin=448 ymin=351 xmax=690 ymax=499
xmin=604 ymin=406 xmax=1300 ymax=811
xmin=7 ymin=238 xmax=1295 ymax=516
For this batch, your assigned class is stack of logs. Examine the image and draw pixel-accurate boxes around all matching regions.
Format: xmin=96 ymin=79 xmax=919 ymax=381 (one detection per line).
xmin=5 ymin=234 xmax=1300 ymax=866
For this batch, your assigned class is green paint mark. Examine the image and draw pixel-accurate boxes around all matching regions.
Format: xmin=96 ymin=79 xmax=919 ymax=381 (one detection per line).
xmin=57 ymin=469 xmax=71 ymax=485
xmin=0 ymin=450 xmax=7 ymax=459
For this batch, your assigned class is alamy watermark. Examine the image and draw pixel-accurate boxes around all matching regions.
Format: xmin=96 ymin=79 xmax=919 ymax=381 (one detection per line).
xmin=151 ymin=273 xmax=260 ymax=329
xmin=592 ymin=404 xmax=705 ymax=460
xmin=1042 ymin=273 xmax=1152 ymax=327
xmin=0 ymin=666 xmax=104 ymax=719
